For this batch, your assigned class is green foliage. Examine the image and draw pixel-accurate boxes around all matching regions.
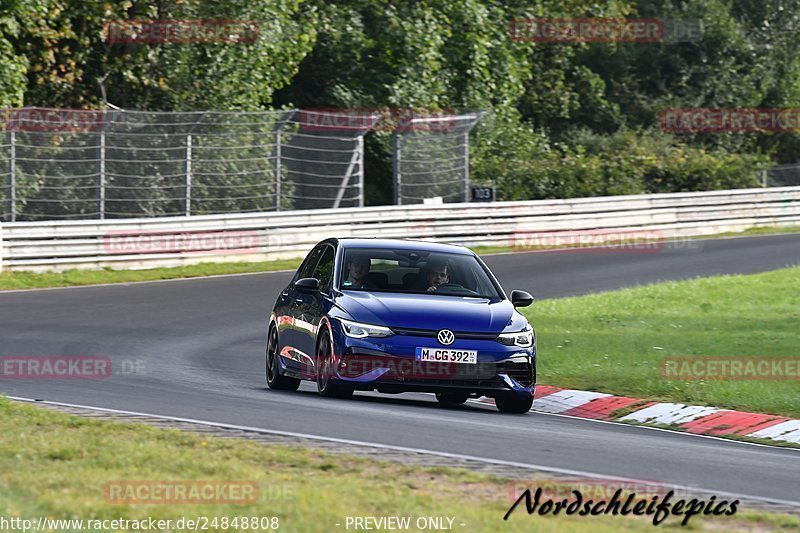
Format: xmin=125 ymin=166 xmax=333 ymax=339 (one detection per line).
xmin=5 ymin=0 xmax=316 ymax=109
xmin=273 ymin=0 xmax=539 ymax=110
xmin=473 ymin=124 xmax=766 ymax=199
xmin=103 ymin=0 xmax=317 ymax=110
xmin=570 ymin=129 xmax=768 ymax=193
xmin=0 ymin=0 xmax=29 ymax=107
xmin=569 ymin=0 xmax=800 ymax=155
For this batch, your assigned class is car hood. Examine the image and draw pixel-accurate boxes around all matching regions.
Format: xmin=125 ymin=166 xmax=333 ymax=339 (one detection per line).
xmin=335 ymin=291 xmax=522 ymax=333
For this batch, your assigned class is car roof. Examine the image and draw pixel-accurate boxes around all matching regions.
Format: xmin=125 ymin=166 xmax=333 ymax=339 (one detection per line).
xmin=336 ymin=238 xmax=474 ymax=255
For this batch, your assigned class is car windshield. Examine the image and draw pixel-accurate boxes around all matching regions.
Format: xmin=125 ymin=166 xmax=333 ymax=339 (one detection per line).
xmin=339 ymin=248 xmax=502 ymax=298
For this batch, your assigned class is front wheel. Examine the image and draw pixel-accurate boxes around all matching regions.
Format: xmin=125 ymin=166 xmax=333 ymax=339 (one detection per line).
xmin=266 ymin=325 xmax=300 ymax=391
xmin=316 ymin=330 xmax=353 ymax=399
xmin=495 ymin=393 xmax=533 ymax=414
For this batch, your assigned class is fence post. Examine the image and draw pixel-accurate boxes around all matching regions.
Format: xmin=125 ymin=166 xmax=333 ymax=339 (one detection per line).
xmin=333 ymin=138 xmax=363 ymax=209
xmin=275 ymin=128 xmax=281 ymax=211
xmin=8 ymin=131 xmax=15 ymax=222
xmin=392 ymin=132 xmax=401 ymax=205
xmin=98 ymin=131 xmax=105 ymax=219
xmin=0 ymin=220 xmax=3 ymax=272
xmin=357 ymin=135 xmax=365 ymax=207
xmin=463 ymin=132 xmax=470 ymax=202
xmin=185 ymin=134 xmax=192 ymax=216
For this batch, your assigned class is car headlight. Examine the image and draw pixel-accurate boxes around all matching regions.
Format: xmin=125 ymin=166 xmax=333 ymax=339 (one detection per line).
xmin=497 ymin=324 xmax=534 ymax=348
xmin=338 ymin=318 xmax=394 ymax=338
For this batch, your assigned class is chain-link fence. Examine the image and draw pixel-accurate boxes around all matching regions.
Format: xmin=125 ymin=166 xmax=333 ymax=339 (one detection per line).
xmin=392 ymin=112 xmax=483 ymax=205
xmin=3 ymin=108 xmax=794 ymax=222
xmin=0 ymin=108 xmax=371 ymax=221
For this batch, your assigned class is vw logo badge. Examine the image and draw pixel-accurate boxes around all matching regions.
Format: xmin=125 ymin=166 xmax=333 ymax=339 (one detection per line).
xmin=437 ymin=329 xmax=455 ymax=346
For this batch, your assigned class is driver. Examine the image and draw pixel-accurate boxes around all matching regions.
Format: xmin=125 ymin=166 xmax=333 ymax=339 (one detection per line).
xmin=343 ymin=254 xmax=371 ymax=288
xmin=425 ymin=259 xmax=449 ymax=292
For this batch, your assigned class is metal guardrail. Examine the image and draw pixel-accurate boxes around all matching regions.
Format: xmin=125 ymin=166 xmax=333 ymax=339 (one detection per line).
xmin=0 ymin=186 xmax=798 ymax=272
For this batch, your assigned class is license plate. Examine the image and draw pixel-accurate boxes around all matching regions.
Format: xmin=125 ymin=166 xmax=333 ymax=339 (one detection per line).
xmin=415 ymin=347 xmax=477 ymax=364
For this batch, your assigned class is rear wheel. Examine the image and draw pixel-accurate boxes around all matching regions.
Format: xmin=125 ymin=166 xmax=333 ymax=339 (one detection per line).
xmin=435 ymin=392 xmax=469 ymax=405
xmin=316 ymin=330 xmax=353 ymax=399
xmin=495 ymin=393 xmax=533 ymax=414
xmin=266 ymin=325 xmax=300 ymax=391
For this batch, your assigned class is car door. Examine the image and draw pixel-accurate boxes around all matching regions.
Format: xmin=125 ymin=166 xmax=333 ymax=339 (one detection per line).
xmin=278 ymin=245 xmax=324 ymax=367
xmin=295 ymin=243 xmax=336 ymax=361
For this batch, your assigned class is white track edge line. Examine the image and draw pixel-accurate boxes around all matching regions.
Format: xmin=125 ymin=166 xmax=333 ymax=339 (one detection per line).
xmin=7 ymin=395 xmax=800 ymax=509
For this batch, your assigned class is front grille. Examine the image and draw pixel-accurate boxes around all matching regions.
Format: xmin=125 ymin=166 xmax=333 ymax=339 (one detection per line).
xmin=391 ymin=327 xmax=499 ymax=340
xmin=499 ymin=361 xmax=534 ymax=387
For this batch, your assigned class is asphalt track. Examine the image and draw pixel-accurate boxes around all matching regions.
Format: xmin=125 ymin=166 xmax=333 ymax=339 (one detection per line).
xmin=1 ymin=233 xmax=799 ymax=506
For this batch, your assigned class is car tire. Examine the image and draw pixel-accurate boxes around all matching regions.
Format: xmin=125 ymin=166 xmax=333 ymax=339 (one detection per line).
xmin=495 ymin=393 xmax=533 ymax=414
xmin=435 ymin=392 xmax=469 ymax=405
xmin=266 ymin=325 xmax=300 ymax=391
xmin=316 ymin=330 xmax=353 ymax=399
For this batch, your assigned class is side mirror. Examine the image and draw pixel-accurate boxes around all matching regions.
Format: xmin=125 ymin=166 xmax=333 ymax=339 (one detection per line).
xmin=294 ymin=277 xmax=320 ymax=292
xmin=510 ymin=290 xmax=534 ymax=308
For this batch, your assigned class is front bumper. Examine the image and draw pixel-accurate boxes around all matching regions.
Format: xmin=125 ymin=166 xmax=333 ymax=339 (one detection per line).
xmin=333 ymin=331 xmax=536 ymax=396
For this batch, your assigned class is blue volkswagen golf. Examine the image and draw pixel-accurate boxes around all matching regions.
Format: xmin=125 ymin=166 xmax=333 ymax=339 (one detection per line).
xmin=266 ymin=238 xmax=536 ymax=413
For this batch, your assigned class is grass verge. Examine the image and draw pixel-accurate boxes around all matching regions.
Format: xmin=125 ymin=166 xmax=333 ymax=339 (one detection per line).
xmin=0 ymin=259 xmax=302 ymax=291
xmin=1 ymin=398 xmax=796 ymax=532
xmin=524 ymin=266 xmax=800 ymax=418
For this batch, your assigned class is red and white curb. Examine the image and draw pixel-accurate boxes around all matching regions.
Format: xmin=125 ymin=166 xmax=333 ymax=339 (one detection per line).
xmin=479 ymin=385 xmax=800 ymax=445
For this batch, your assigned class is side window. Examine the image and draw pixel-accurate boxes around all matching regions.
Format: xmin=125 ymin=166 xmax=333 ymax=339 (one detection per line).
xmin=313 ymin=245 xmax=336 ymax=294
xmin=295 ymin=246 xmax=323 ymax=281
